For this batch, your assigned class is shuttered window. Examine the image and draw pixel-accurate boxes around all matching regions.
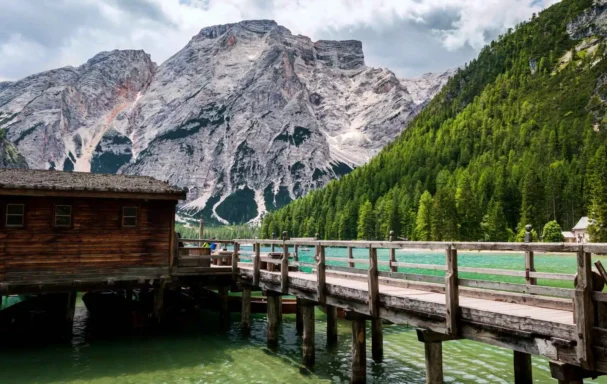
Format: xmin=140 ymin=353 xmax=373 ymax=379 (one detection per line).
xmin=54 ymin=205 xmax=72 ymax=227
xmin=122 ymin=207 xmax=138 ymax=227
xmin=6 ymin=204 xmax=24 ymax=227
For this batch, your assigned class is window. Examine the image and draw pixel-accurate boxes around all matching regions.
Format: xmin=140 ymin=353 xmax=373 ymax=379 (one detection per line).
xmin=6 ymin=204 xmax=24 ymax=227
xmin=54 ymin=205 xmax=72 ymax=227
xmin=122 ymin=206 xmax=138 ymax=227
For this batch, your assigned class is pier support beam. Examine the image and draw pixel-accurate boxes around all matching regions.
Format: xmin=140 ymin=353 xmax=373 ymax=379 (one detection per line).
xmin=302 ymin=299 xmax=316 ymax=367
xmin=351 ymin=315 xmax=367 ymax=384
xmin=416 ymin=329 xmax=453 ymax=384
xmin=326 ymin=305 xmax=338 ymax=347
xmin=549 ymin=361 xmax=605 ymax=384
xmin=371 ymin=318 xmax=383 ymax=362
xmin=267 ymin=292 xmax=280 ymax=347
xmin=277 ymin=295 xmax=283 ymax=323
xmin=65 ymin=290 xmax=77 ymax=330
xmin=295 ymin=298 xmax=303 ymax=335
xmin=219 ymin=286 xmax=229 ymax=327
xmin=153 ymin=281 xmax=166 ymax=324
xmin=513 ymin=351 xmax=532 ymax=384
xmin=241 ymin=288 xmax=251 ymax=335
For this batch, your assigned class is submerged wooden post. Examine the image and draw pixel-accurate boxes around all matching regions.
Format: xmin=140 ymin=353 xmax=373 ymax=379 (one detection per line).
xmin=389 ymin=230 xmax=397 ymax=273
xmin=351 ymin=315 xmax=367 ymax=384
xmin=267 ymin=292 xmax=280 ymax=347
xmin=371 ymin=318 xmax=383 ymax=362
xmin=574 ymin=249 xmax=594 ymax=370
xmin=154 ymin=280 xmax=167 ymax=324
xmin=513 ymin=350 xmax=532 ymax=384
xmin=296 ymin=298 xmax=304 ymax=335
xmin=417 ymin=330 xmax=444 ymax=384
xmin=317 ymin=245 xmax=326 ymax=304
xmin=65 ymin=290 xmax=77 ymax=328
xmin=326 ymin=304 xmax=338 ymax=346
xmin=219 ymin=286 xmax=230 ymax=326
xmin=302 ymin=299 xmax=316 ymax=367
xmin=445 ymin=245 xmax=459 ymax=336
xmin=241 ymin=287 xmax=252 ymax=335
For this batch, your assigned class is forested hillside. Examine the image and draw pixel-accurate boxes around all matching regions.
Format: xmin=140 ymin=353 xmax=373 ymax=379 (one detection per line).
xmin=262 ymin=0 xmax=607 ymax=242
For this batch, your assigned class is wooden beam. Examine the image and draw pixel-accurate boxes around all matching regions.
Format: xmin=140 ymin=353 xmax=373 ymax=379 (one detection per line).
xmin=281 ymin=241 xmax=289 ymax=294
xmin=348 ymin=246 xmax=355 ymax=269
xmin=549 ymin=361 xmax=605 ymax=382
xmin=513 ymin=350 xmax=532 ymax=384
xmin=368 ymin=246 xmax=379 ymax=318
xmin=326 ymin=304 xmax=338 ymax=347
xmin=302 ymin=300 xmax=316 ymax=367
xmin=351 ymin=315 xmax=366 ymax=384
xmin=296 ymin=297 xmax=303 ymax=335
xmin=525 ymin=250 xmax=537 ymax=286
xmin=267 ymin=292 xmax=280 ymax=347
xmin=317 ymin=245 xmax=326 ymax=304
xmin=422 ymin=339 xmax=443 ymax=384
xmin=65 ymin=290 xmax=77 ymax=330
xmin=574 ymin=250 xmax=594 ymax=370
xmin=241 ymin=288 xmax=251 ymax=335
xmin=231 ymin=242 xmax=239 ymax=281
xmin=445 ymin=247 xmax=459 ymax=336
xmin=371 ymin=318 xmax=383 ymax=362
xmin=153 ymin=279 xmax=166 ymax=324
xmin=253 ymin=245 xmax=261 ymax=287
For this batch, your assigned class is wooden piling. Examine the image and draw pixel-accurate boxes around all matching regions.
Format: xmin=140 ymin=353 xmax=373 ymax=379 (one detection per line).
xmin=371 ymin=318 xmax=383 ymax=362
xmin=351 ymin=316 xmax=366 ymax=384
xmin=296 ymin=298 xmax=303 ymax=335
xmin=513 ymin=350 xmax=532 ymax=384
xmin=267 ymin=292 xmax=280 ymax=347
xmin=65 ymin=290 xmax=77 ymax=329
xmin=219 ymin=286 xmax=229 ymax=326
xmin=326 ymin=304 xmax=338 ymax=346
xmin=153 ymin=280 xmax=166 ymax=324
xmin=423 ymin=340 xmax=443 ymax=384
xmin=302 ymin=300 xmax=316 ymax=367
xmin=241 ymin=287 xmax=251 ymax=335
xmin=277 ymin=295 xmax=283 ymax=323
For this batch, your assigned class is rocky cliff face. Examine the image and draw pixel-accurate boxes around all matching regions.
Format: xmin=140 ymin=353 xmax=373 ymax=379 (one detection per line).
xmin=0 ymin=20 xmax=454 ymax=224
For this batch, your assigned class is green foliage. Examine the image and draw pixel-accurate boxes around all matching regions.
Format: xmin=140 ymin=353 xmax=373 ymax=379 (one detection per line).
xmin=542 ymin=220 xmax=565 ymax=242
xmin=588 ymin=146 xmax=607 ymax=242
xmin=175 ymin=223 xmax=259 ymax=240
xmin=357 ymin=200 xmax=376 ymax=239
xmin=262 ymin=0 xmax=607 ymax=241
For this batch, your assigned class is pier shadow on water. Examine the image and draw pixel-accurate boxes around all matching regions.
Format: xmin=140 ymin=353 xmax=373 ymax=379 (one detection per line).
xmin=1 ymin=300 xmax=607 ymax=383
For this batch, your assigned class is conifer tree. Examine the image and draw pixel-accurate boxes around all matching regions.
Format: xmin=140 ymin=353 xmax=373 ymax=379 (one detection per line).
xmin=588 ymin=146 xmax=607 ymax=242
xmin=357 ymin=200 xmax=376 ymax=240
xmin=414 ymin=191 xmax=433 ymax=240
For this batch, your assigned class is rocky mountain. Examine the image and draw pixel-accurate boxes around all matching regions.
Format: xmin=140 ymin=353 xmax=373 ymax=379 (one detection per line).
xmin=0 ymin=20 xmax=454 ymax=224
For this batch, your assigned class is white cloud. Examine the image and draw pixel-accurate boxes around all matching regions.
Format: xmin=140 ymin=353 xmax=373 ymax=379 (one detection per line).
xmin=0 ymin=0 xmax=561 ymax=80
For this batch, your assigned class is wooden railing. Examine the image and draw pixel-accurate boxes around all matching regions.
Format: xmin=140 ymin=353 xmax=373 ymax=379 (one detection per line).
xmin=232 ymin=238 xmax=607 ymax=371
xmin=172 ymin=238 xmax=236 ymax=273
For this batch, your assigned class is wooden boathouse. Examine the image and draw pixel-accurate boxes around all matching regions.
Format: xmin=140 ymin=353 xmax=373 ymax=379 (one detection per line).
xmin=0 ymin=168 xmax=186 ymax=293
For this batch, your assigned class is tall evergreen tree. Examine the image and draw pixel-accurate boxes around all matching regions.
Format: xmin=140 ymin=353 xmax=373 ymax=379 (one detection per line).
xmin=357 ymin=200 xmax=376 ymax=240
xmin=588 ymin=146 xmax=607 ymax=242
xmin=414 ymin=191 xmax=433 ymax=240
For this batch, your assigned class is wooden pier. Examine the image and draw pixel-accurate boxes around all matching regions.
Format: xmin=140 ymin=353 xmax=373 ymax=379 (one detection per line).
xmin=232 ymin=237 xmax=607 ymax=384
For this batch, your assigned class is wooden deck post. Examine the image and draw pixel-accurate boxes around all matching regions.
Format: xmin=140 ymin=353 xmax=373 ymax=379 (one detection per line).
xmin=296 ymin=297 xmax=303 ymax=335
xmin=281 ymin=232 xmax=289 ymax=294
xmin=524 ymin=224 xmax=537 ymax=286
xmin=417 ymin=330 xmax=452 ymax=384
xmin=513 ymin=350 xmax=532 ymax=384
xmin=271 ymin=233 xmax=276 ymax=253
xmin=445 ymin=246 xmax=459 ymax=336
xmin=277 ymin=295 xmax=283 ymax=323
xmin=154 ymin=280 xmax=166 ymax=324
xmin=549 ymin=361 xmax=597 ymax=384
xmin=389 ymin=230 xmax=397 ymax=273
xmin=267 ymin=292 xmax=280 ymax=347
xmin=574 ymin=249 xmax=594 ymax=370
xmin=317 ymin=245 xmax=326 ymax=304
xmin=219 ymin=286 xmax=229 ymax=327
xmin=368 ymin=246 xmax=379 ymax=318
xmin=302 ymin=299 xmax=316 ymax=367
xmin=348 ymin=246 xmax=355 ymax=268
xmin=371 ymin=318 xmax=383 ymax=362
xmin=241 ymin=287 xmax=251 ymax=335
xmin=351 ymin=315 xmax=367 ymax=384
xmin=326 ymin=304 xmax=338 ymax=346
xmin=65 ymin=290 xmax=77 ymax=328
xmin=232 ymin=242 xmax=240 ymax=281
xmin=253 ymin=242 xmax=261 ymax=287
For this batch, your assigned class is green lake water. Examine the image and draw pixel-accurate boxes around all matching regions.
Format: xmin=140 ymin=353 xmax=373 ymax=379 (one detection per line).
xmin=1 ymin=247 xmax=606 ymax=383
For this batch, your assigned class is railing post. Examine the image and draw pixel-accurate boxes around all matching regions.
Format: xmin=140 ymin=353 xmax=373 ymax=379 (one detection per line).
xmin=445 ymin=244 xmax=459 ymax=336
xmin=232 ymin=242 xmax=239 ymax=281
xmin=294 ymin=244 xmax=299 ymax=272
xmin=281 ymin=231 xmax=289 ymax=294
xmin=253 ymin=241 xmax=261 ymax=287
xmin=368 ymin=245 xmax=379 ymax=318
xmin=389 ymin=230 xmax=397 ymax=273
xmin=574 ymin=248 xmax=594 ymax=370
xmin=271 ymin=233 xmax=276 ymax=253
xmin=347 ymin=246 xmax=354 ymax=268
xmin=317 ymin=244 xmax=326 ymax=304
xmin=524 ymin=224 xmax=536 ymax=286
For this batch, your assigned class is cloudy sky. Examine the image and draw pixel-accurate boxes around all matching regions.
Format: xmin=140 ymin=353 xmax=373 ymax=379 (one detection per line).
xmin=0 ymin=0 xmax=559 ymax=81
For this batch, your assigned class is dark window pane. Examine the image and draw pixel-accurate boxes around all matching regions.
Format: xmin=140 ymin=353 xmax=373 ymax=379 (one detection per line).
xmin=56 ymin=205 xmax=71 ymax=216
xmin=123 ymin=207 xmax=137 ymax=217
xmin=123 ymin=217 xmax=137 ymax=227
xmin=55 ymin=216 xmax=71 ymax=226
xmin=7 ymin=204 xmax=23 ymax=215
xmin=7 ymin=215 xmax=23 ymax=226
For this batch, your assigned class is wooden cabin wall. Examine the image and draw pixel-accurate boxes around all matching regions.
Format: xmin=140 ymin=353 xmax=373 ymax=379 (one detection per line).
xmin=0 ymin=196 xmax=176 ymax=281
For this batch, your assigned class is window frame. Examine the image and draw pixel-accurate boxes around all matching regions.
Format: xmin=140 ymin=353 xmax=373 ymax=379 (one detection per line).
xmin=6 ymin=203 xmax=25 ymax=228
xmin=53 ymin=204 xmax=73 ymax=228
xmin=122 ymin=206 xmax=139 ymax=228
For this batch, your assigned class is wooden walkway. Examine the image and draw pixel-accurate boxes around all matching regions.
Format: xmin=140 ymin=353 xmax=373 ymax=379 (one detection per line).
xmin=233 ymin=238 xmax=607 ymax=383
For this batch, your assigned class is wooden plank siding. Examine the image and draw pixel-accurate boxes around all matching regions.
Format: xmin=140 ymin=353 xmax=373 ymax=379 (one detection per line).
xmin=0 ymin=196 xmax=176 ymax=283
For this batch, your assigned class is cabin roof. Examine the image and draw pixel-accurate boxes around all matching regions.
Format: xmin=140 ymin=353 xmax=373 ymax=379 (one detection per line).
xmin=573 ymin=216 xmax=592 ymax=231
xmin=0 ymin=169 xmax=187 ymax=200
xmin=562 ymin=231 xmax=575 ymax=239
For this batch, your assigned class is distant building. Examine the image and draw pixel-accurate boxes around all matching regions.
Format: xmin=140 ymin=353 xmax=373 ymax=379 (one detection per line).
xmin=572 ymin=216 xmax=594 ymax=243
xmin=562 ymin=231 xmax=576 ymax=243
